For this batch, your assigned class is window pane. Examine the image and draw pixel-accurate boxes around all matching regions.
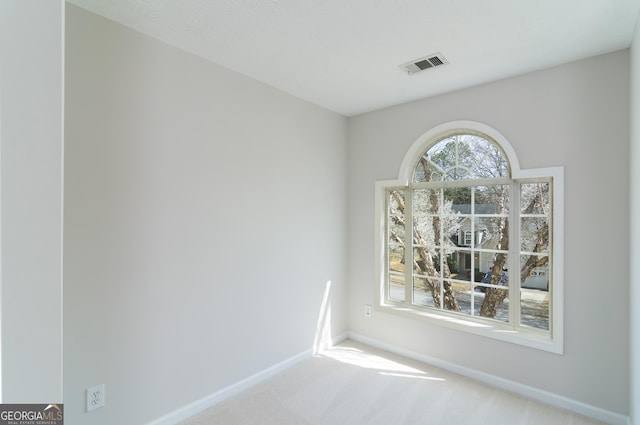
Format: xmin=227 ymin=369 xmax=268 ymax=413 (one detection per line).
xmin=388 ymin=190 xmax=406 ymax=242
xmin=448 ymin=250 xmax=472 ymax=283
xmin=389 ymin=246 xmax=405 ymax=273
xmin=415 ymin=137 xmax=455 ymax=182
xmin=413 ymin=154 xmax=435 ymax=182
xmin=475 ymin=185 xmax=509 ymax=212
xmin=413 ymin=189 xmax=440 ymax=247
xmin=413 ymin=188 xmax=440 ymax=214
xmin=479 ymin=255 xmax=509 ymax=288
xmin=476 ymin=217 xmax=508 ymax=251
xmin=413 ymin=277 xmax=435 ymax=308
xmin=468 ymin=139 xmax=509 ymax=179
xmin=454 ymin=250 xmax=482 ymax=282
xmin=520 ymin=288 xmax=549 ymax=330
xmin=389 ymin=189 xmax=405 ymax=214
xmin=444 ymin=187 xmax=472 ymax=210
xmin=389 ymin=276 xmax=405 ymax=302
xmin=413 ymin=188 xmax=439 ymax=210
xmin=389 ymin=218 xmax=405 ymax=243
xmin=413 ymin=247 xmax=440 ymax=277
xmin=520 ymin=217 xmax=549 ymax=253
xmin=413 ymin=216 xmax=438 ymax=248
xmin=520 ymin=254 xmax=549 ymax=291
xmin=521 ymin=182 xmax=549 ymax=215
xmin=413 ymin=216 xmax=440 ymax=249
xmin=473 ymin=288 xmax=509 ymax=324
xmin=443 ymin=188 xmax=467 ymax=248
xmin=450 ymin=281 xmax=472 ymax=315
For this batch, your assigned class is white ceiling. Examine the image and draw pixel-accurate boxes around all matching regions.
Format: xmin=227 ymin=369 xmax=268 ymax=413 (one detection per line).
xmin=67 ymin=0 xmax=640 ymax=116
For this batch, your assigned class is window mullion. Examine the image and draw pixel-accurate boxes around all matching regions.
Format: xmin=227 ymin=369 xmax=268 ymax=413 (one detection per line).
xmin=439 ymin=187 xmax=444 ymax=308
xmin=405 ymin=187 xmax=413 ymax=304
xmin=412 ymin=177 xmax=511 ymax=190
xmin=509 ymin=180 xmax=520 ymax=328
xmin=470 ymin=187 xmax=476 ymax=315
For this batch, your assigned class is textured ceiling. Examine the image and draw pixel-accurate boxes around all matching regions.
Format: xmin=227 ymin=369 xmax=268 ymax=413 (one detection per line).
xmin=67 ymin=0 xmax=640 ymax=116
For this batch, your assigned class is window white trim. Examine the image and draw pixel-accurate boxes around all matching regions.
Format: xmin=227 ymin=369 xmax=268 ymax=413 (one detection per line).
xmin=375 ymin=121 xmax=564 ymax=354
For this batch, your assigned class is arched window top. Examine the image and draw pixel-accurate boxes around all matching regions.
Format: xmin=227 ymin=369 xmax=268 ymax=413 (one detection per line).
xmin=413 ymin=133 xmax=510 ymax=183
xmin=398 ymin=121 xmax=521 ymax=184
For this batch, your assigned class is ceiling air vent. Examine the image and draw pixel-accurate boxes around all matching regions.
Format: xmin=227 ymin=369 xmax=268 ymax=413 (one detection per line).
xmin=400 ymin=53 xmax=448 ymax=75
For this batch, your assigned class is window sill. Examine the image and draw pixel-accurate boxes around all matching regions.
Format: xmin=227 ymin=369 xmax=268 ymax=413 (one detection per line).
xmin=377 ymin=301 xmax=563 ymax=354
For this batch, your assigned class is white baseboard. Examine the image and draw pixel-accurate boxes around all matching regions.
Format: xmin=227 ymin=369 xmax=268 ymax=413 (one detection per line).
xmin=347 ymin=331 xmax=630 ymax=425
xmin=146 ymin=330 xmax=628 ymax=425
xmin=146 ymin=332 xmax=349 ymax=425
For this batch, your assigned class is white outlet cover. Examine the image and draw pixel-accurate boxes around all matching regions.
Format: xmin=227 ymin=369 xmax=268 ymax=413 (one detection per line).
xmin=86 ymin=384 xmax=105 ymax=412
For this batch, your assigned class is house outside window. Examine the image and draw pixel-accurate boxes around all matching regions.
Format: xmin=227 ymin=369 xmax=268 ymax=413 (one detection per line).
xmin=375 ymin=121 xmax=563 ymax=353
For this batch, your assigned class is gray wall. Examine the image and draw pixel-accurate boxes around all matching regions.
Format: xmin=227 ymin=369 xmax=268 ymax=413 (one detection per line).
xmin=0 ymin=0 xmax=64 ymax=403
xmin=64 ymin=5 xmax=347 ymax=424
xmin=347 ymin=50 xmax=630 ymax=416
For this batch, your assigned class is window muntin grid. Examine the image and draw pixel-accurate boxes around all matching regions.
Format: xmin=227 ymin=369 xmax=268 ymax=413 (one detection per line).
xmin=384 ymin=133 xmax=552 ymax=333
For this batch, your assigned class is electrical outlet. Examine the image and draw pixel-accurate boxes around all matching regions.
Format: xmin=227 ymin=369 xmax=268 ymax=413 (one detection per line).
xmin=86 ymin=384 xmax=105 ymax=412
xmin=364 ymin=304 xmax=372 ymax=317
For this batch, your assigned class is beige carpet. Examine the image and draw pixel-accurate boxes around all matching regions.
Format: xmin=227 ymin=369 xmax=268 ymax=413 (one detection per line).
xmin=180 ymin=340 xmax=606 ymax=425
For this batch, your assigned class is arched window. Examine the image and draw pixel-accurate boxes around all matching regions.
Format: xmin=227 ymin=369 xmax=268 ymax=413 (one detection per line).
xmin=376 ymin=121 xmax=563 ymax=353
